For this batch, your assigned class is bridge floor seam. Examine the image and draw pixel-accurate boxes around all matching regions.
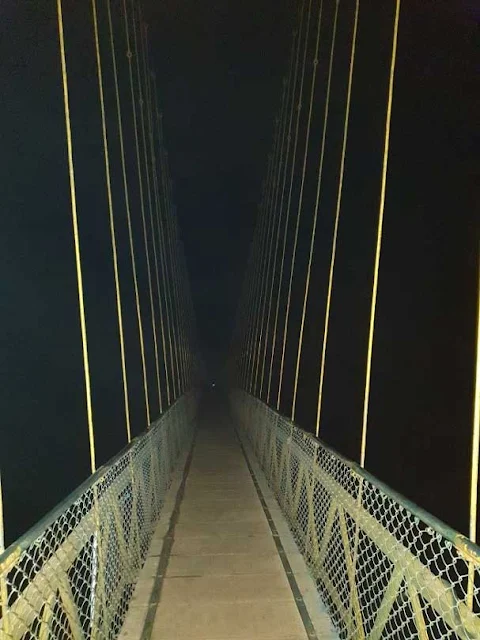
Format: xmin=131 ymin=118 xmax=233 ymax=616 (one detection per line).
xmin=234 ymin=430 xmax=319 ymax=640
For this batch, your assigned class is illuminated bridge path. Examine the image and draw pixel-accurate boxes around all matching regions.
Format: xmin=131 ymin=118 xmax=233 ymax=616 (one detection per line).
xmin=119 ymin=392 xmax=335 ymax=640
xmin=1 ymin=0 xmax=479 ymax=639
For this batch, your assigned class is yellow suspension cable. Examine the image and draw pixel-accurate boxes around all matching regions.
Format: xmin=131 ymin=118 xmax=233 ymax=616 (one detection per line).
xmin=235 ymin=248 xmax=254 ymax=384
xmin=57 ymin=0 xmax=96 ymax=473
xmin=168 ymin=213 xmax=185 ymax=392
xmin=177 ymin=236 xmax=188 ymax=395
xmin=167 ymin=168 xmax=182 ymax=397
xmin=245 ymin=223 xmax=265 ymax=389
xmin=239 ymin=221 xmax=262 ymax=388
xmin=241 ymin=198 xmax=263 ymax=390
xmin=316 ymin=0 xmax=359 ymax=437
xmin=136 ymin=8 xmax=170 ymax=410
xmin=151 ymin=91 xmax=177 ymax=403
xmin=129 ymin=0 xmax=162 ymax=417
xmin=141 ymin=37 xmax=171 ymax=406
xmin=467 ymin=248 xmax=480 ymax=608
xmin=251 ymin=157 xmax=275 ymax=393
xmin=277 ymin=0 xmax=312 ymax=410
xmin=157 ymin=181 xmax=176 ymax=404
xmin=245 ymin=179 xmax=268 ymax=391
xmin=264 ymin=34 xmax=298 ymax=405
xmin=137 ymin=13 xmax=170 ymax=410
xmin=236 ymin=234 xmax=254 ymax=381
xmin=247 ymin=129 xmax=279 ymax=393
xmin=360 ymin=0 xmax=401 ymax=468
xmin=179 ymin=236 xmax=191 ymax=393
xmin=175 ymin=243 xmax=188 ymax=394
xmin=108 ymin=0 xmax=150 ymax=425
xmin=255 ymin=116 xmax=283 ymax=395
xmin=260 ymin=79 xmax=290 ymax=398
xmin=171 ymin=212 xmax=187 ymax=393
xmin=153 ymin=111 xmax=174 ymax=403
xmin=238 ymin=262 xmax=253 ymax=389
xmin=266 ymin=28 xmax=300 ymax=404
xmin=157 ymin=141 xmax=178 ymax=400
xmin=177 ymin=251 xmax=189 ymax=392
xmin=163 ymin=162 xmax=183 ymax=398
xmin=178 ymin=232 xmax=191 ymax=393
xmin=166 ymin=166 xmax=181 ymax=398
xmin=470 ymin=250 xmax=480 ymax=543
xmin=149 ymin=23 xmax=186 ymax=399
xmin=253 ymin=146 xmax=277 ymax=395
xmin=91 ymin=0 xmax=131 ymax=443
xmin=181 ymin=254 xmax=196 ymax=388
xmin=292 ymin=0 xmax=336 ymax=422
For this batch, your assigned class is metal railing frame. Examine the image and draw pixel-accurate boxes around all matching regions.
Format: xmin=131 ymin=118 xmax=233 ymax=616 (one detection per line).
xmin=0 ymin=392 xmax=196 ymax=639
xmin=232 ymin=390 xmax=480 ymax=640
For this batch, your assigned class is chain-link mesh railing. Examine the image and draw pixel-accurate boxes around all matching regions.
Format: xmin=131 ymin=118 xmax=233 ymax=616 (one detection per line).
xmin=232 ymin=390 xmax=480 ymax=640
xmin=0 ymin=393 xmax=196 ymax=640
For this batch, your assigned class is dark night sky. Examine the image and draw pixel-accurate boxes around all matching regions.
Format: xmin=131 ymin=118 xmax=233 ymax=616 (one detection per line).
xmin=0 ymin=0 xmax=479 ymax=545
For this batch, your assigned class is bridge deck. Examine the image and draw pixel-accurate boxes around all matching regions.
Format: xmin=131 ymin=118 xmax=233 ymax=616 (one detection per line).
xmin=120 ymin=393 xmax=335 ymax=640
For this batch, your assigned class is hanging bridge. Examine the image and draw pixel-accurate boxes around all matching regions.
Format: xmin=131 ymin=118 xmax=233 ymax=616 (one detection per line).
xmin=1 ymin=0 xmax=479 ymax=639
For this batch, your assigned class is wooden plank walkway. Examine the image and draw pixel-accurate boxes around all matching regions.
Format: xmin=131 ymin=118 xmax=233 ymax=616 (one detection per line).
xmin=120 ymin=392 xmax=337 ymax=640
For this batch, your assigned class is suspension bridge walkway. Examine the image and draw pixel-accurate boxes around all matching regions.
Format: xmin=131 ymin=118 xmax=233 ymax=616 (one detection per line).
xmin=119 ymin=391 xmax=335 ymax=640
xmin=2 ymin=384 xmax=480 ymax=639
xmin=1 ymin=0 xmax=479 ymax=638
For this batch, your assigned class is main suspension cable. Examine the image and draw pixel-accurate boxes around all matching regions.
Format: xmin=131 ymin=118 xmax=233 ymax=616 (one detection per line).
xmin=316 ymin=0 xmax=360 ymax=436
xmin=469 ymin=251 xmax=480 ymax=543
xmin=259 ymin=75 xmax=291 ymax=399
xmin=163 ymin=156 xmax=183 ymax=398
xmin=238 ymin=188 xmax=264 ymax=386
xmin=468 ymin=249 xmax=480 ymax=607
xmin=276 ymin=0 xmax=312 ymax=410
xmin=253 ymin=134 xmax=279 ymax=393
xmin=91 ymin=0 xmax=132 ymax=443
xmin=266 ymin=27 xmax=300 ymax=404
xmin=57 ymin=0 xmax=96 ymax=472
xmin=245 ymin=184 xmax=269 ymax=392
xmin=257 ymin=96 xmax=288 ymax=397
xmin=108 ymin=0 xmax=150 ymax=426
xmin=249 ymin=159 xmax=274 ymax=393
xmin=151 ymin=93 xmax=177 ymax=401
xmin=140 ymin=18 xmax=171 ymax=407
xmin=360 ymin=0 xmax=401 ymax=468
xmin=292 ymin=0 xmax=336 ymax=422
xmin=129 ymin=0 xmax=162 ymax=417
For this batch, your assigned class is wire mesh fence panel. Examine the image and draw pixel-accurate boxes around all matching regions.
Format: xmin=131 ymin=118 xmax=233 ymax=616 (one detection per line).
xmin=0 ymin=393 xmax=196 ymax=640
xmin=231 ymin=390 xmax=480 ymax=640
